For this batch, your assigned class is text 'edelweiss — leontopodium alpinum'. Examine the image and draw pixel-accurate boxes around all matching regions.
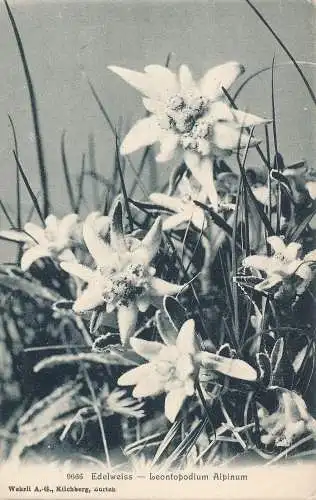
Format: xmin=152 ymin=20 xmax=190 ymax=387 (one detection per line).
xmin=0 ymin=214 xmax=79 ymax=271
xmin=61 ymin=200 xmax=183 ymax=345
xmin=108 ymin=62 xmax=269 ymax=205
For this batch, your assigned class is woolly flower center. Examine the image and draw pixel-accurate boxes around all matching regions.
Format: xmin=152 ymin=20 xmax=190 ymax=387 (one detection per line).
xmin=101 ymin=263 xmax=149 ymax=306
xmin=152 ymin=348 xmax=195 ymax=390
xmin=158 ymin=92 xmax=212 ymax=155
xmin=273 ymin=252 xmax=292 ymax=265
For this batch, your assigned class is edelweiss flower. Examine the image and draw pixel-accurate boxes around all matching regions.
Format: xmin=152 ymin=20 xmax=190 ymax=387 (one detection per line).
xmin=0 ymin=214 xmax=78 ymax=271
xmin=259 ymin=390 xmax=316 ymax=448
xmin=243 ymin=236 xmax=316 ymax=291
xmin=108 ymin=62 xmax=269 ymax=204
xmin=61 ymin=200 xmax=183 ymax=345
xmin=149 ymin=174 xmax=207 ymax=231
xmin=118 ymin=316 xmax=257 ymax=422
xmin=118 ymin=319 xmax=199 ymax=422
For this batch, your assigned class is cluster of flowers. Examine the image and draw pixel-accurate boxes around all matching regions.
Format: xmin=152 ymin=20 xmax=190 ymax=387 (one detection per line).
xmin=2 ymin=60 xmax=316 ymax=461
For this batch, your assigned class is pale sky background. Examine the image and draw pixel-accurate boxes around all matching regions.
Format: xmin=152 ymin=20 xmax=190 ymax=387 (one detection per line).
xmin=0 ymin=0 xmax=315 ymax=260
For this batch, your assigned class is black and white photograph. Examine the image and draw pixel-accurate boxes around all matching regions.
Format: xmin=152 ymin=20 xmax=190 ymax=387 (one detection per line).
xmin=0 ymin=0 xmax=315 ymax=498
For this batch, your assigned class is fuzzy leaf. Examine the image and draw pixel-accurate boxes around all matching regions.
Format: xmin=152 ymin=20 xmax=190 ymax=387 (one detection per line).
xmin=34 ymin=348 xmax=141 ymax=373
xmin=256 ymin=352 xmax=272 ymax=387
xmin=129 ymin=198 xmax=173 ymax=215
xmin=155 ymin=310 xmax=178 ymax=346
xmin=163 ymin=296 xmax=187 ymax=332
xmin=293 ymin=344 xmax=309 ymax=374
xmin=18 ymin=381 xmax=82 ymax=432
xmin=194 ymin=200 xmax=233 ymax=237
xmin=270 ymin=338 xmax=284 ymax=375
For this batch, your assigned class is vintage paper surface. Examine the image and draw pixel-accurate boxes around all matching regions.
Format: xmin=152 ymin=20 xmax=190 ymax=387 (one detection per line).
xmin=0 ymin=0 xmax=315 ymax=499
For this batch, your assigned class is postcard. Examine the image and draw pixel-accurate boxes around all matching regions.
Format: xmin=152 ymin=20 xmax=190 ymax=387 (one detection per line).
xmin=0 ymin=0 xmax=315 ymax=499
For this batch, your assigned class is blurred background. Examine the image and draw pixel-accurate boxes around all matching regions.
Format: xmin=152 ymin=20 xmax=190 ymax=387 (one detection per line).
xmin=0 ymin=0 xmax=315 ymax=261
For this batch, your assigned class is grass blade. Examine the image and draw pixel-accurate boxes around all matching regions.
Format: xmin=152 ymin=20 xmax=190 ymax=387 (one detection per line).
xmin=76 ymin=153 xmax=86 ymax=213
xmin=270 ymin=56 xmax=281 ymax=234
xmin=151 ymin=418 xmax=182 ymax=466
xmin=244 ymin=0 xmax=316 ymax=106
xmin=8 ymin=114 xmax=22 ymax=230
xmin=61 ymin=131 xmax=76 ymax=212
xmin=4 ymin=0 xmax=50 ymax=217
xmin=115 ymin=136 xmax=133 ymax=231
xmin=0 ymin=200 xmax=15 ymax=227
xmin=13 ymin=151 xmax=44 ymax=224
xmin=222 ymin=87 xmax=269 ymax=169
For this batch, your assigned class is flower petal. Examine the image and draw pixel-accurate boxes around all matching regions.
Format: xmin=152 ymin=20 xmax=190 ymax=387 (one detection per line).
xmin=24 ymin=222 xmax=46 ymax=244
xmin=176 ymin=319 xmax=197 ymax=355
xmin=213 ymin=123 xmax=260 ymax=151
xmin=306 ymin=181 xmax=316 ymax=199
xmin=59 ymin=213 xmax=78 ymax=236
xmin=130 ymin=337 xmax=164 ymax=360
xmin=208 ymin=101 xmax=234 ymax=122
xmin=304 ymin=249 xmax=316 ymax=262
xmin=133 ymin=376 xmax=164 ymax=398
xmin=136 ymin=294 xmax=151 ymax=312
xmin=110 ymin=200 xmax=128 ymax=254
xmin=255 ymin=274 xmax=282 ymax=291
xmin=144 ymin=64 xmax=179 ymax=97
xmin=45 ymin=215 xmax=58 ymax=233
xmin=185 ymin=153 xmax=218 ymax=207
xmin=233 ymin=109 xmax=271 ymax=127
xmin=149 ymin=193 xmax=182 ymax=212
xmin=73 ymin=284 xmax=104 ymax=313
xmin=164 ymin=388 xmax=187 ymax=422
xmin=117 ymin=302 xmax=139 ymax=346
xmin=192 ymin=209 xmax=206 ymax=231
xmin=155 ymin=310 xmax=178 ymax=346
xmin=60 ymin=261 xmax=94 ymax=282
xmin=197 ymin=352 xmax=257 ymax=381
xmin=200 ymin=61 xmax=245 ymax=100
xmin=118 ymin=363 xmax=154 ymax=386
xmin=0 ymin=229 xmax=32 ymax=243
xmin=149 ymin=277 xmax=183 ymax=297
xmin=120 ymin=116 xmax=161 ymax=156
xmin=84 ymin=213 xmax=115 ymax=267
xmin=142 ymin=97 xmax=163 ymax=114
xmin=108 ymin=65 xmax=152 ymax=96
xmin=58 ymin=249 xmax=76 ymax=262
xmin=253 ymin=185 xmax=277 ymax=207
xmin=156 ymin=132 xmax=179 ymax=162
xmin=243 ymin=255 xmax=272 ymax=272
xmin=267 ymin=236 xmax=286 ymax=254
xmin=287 ymin=260 xmax=310 ymax=279
xmin=20 ymin=246 xmax=50 ymax=271
xmin=283 ymin=242 xmax=301 ymax=261
xmin=132 ymin=217 xmax=162 ymax=265
xmin=179 ymin=64 xmax=196 ymax=93
xmin=162 ymin=213 xmax=188 ymax=231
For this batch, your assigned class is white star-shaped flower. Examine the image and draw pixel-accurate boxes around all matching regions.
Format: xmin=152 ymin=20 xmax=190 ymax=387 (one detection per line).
xmin=108 ymin=62 xmax=269 ymax=205
xmin=118 ymin=319 xmax=199 ymax=422
xmin=243 ymin=236 xmax=316 ymax=291
xmin=0 ymin=214 xmax=79 ymax=271
xmin=149 ymin=174 xmax=207 ymax=231
xmin=61 ymin=200 xmax=183 ymax=345
xmin=119 ymin=316 xmax=257 ymax=423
